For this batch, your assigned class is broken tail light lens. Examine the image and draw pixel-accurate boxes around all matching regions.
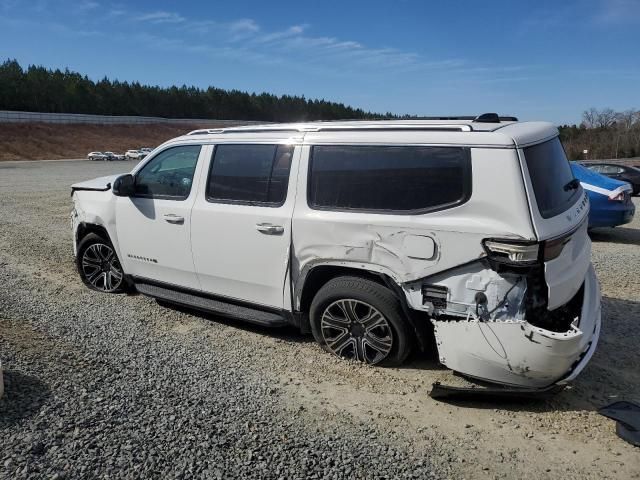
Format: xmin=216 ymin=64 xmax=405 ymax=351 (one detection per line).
xmin=483 ymin=239 xmax=540 ymax=266
xmin=608 ymin=192 xmax=626 ymax=202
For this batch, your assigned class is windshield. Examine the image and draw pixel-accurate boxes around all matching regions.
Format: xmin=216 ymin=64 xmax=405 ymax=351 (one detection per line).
xmin=523 ymin=137 xmax=581 ymax=219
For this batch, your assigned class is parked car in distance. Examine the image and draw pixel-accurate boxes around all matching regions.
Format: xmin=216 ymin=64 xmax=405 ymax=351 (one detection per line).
xmin=87 ymin=151 xmax=106 ymax=161
xmin=584 ymin=163 xmax=640 ymax=195
xmin=125 ymin=150 xmax=141 ymax=160
xmin=138 ymin=148 xmax=152 ymax=159
xmin=103 ymin=151 xmax=125 ymax=161
xmin=71 ymin=115 xmax=601 ymax=393
xmin=571 ymin=162 xmax=635 ymax=228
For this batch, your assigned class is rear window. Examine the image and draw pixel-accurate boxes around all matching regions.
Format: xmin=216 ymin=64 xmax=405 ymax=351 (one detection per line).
xmin=523 ymin=138 xmax=580 ymax=219
xmin=308 ymin=145 xmax=471 ymax=213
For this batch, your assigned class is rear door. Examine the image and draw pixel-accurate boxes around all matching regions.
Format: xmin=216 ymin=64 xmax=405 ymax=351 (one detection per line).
xmin=520 ymin=137 xmax=590 ymax=309
xmin=190 ymin=143 xmax=299 ymax=309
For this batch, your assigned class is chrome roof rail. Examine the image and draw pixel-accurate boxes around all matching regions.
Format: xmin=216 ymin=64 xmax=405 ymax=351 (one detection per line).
xmin=186 ymin=128 xmax=225 ymax=135
xmin=308 ymin=124 xmax=472 ymax=132
xmin=187 ymin=124 xmax=473 ymax=135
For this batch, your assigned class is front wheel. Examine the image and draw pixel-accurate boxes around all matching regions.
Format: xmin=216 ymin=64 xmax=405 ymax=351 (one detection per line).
xmin=76 ymin=233 xmax=125 ymax=293
xmin=310 ymin=276 xmax=413 ymax=367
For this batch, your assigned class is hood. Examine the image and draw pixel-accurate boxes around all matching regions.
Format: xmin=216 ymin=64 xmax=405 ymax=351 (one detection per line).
xmin=571 ymin=163 xmax=632 ymax=198
xmin=71 ymin=174 xmax=121 ymax=194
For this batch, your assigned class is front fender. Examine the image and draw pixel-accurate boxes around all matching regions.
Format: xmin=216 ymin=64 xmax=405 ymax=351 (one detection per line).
xmin=71 ymin=190 xmax=121 ymax=261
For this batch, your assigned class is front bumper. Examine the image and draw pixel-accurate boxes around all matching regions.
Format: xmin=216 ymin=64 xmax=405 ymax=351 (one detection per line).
xmin=432 ymin=264 xmax=601 ymax=389
xmin=71 ymin=207 xmax=80 ymax=257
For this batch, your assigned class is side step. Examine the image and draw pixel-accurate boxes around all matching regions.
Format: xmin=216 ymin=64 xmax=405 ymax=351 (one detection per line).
xmin=135 ymin=281 xmax=289 ymax=327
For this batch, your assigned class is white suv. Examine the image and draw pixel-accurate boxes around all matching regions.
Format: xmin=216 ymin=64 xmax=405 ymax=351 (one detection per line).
xmin=125 ymin=150 xmax=142 ymax=160
xmin=71 ymin=115 xmax=601 ymax=391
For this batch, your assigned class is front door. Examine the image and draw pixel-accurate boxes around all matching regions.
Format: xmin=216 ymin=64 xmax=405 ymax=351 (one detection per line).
xmin=116 ymin=144 xmax=204 ymax=290
xmin=190 ymin=143 xmax=298 ymax=309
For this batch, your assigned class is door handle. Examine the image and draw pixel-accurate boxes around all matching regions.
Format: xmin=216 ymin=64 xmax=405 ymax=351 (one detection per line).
xmin=255 ymin=223 xmax=284 ymax=235
xmin=163 ymin=214 xmax=185 ymax=224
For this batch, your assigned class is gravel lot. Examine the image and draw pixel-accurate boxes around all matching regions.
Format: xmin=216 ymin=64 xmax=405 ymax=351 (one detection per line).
xmin=1 ymin=159 xmax=639 ymax=479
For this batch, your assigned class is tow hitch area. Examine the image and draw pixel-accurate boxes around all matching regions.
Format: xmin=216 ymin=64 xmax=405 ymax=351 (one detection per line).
xmin=404 ymin=261 xmax=600 ymax=388
xmin=429 ymin=381 xmax=564 ymax=401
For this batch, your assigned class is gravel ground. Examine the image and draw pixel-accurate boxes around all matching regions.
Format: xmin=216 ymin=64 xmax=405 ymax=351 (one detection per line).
xmin=1 ymin=159 xmax=639 ymax=479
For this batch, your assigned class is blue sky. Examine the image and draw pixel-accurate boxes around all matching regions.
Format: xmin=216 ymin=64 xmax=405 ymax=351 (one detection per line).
xmin=1 ymin=0 xmax=639 ymax=123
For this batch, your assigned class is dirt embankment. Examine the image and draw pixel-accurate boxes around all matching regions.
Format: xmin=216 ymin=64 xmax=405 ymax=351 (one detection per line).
xmin=0 ymin=122 xmax=221 ymax=161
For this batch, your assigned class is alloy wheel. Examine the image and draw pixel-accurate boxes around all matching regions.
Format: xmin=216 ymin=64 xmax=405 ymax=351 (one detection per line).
xmin=81 ymin=243 xmax=123 ymax=292
xmin=320 ymin=299 xmax=394 ymax=364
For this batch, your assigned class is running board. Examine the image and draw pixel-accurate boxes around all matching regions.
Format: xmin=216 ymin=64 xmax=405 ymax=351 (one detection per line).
xmin=135 ymin=281 xmax=289 ymax=327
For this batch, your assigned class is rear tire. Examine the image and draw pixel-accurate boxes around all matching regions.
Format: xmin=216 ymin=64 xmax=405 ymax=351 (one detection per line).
xmin=76 ymin=233 xmax=125 ymax=293
xmin=310 ymin=276 xmax=412 ymax=367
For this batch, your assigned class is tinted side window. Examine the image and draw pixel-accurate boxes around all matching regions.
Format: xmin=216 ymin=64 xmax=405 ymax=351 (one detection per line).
xmin=308 ymin=145 xmax=471 ymax=212
xmin=523 ymin=138 xmax=579 ymax=219
xmin=600 ymin=165 xmax=618 ymax=174
xmin=207 ymin=144 xmax=293 ymax=206
xmin=134 ymin=145 xmax=201 ymax=200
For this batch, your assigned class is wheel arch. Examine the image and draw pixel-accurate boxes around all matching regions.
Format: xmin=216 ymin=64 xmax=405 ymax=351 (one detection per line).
xmin=294 ymin=263 xmax=430 ymax=350
xmin=76 ymin=222 xmax=111 ymax=245
xmin=74 ymin=222 xmax=125 ymax=273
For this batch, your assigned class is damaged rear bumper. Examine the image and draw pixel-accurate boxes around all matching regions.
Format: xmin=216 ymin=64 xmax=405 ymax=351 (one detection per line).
xmin=431 ymin=264 xmax=601 ymax=389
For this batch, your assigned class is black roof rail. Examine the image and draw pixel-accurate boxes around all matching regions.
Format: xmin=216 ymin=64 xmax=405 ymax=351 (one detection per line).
xmin=473 ymin=113 xmax=518 ymax=123
xmin=409 ymin=114 xmax=518 ymax=122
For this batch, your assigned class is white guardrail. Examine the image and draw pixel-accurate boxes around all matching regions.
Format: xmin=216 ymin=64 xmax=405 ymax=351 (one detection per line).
xmin=0 ymin=110 xmax=263 ymax=126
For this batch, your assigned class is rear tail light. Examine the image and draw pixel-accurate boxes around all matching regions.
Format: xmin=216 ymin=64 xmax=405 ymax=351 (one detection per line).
xmin=608 ymin=192 xmax=626 ymax=202
xmin=483 ymin=235 xmax=569 ymax=268
xmin=542 ymin=236 xmax=569 ymax=261
xmin=483 ymin=239 xmax=540 ymax=266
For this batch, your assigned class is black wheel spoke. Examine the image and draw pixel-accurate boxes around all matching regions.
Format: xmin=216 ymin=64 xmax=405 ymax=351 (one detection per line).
xmin=320 ymin=298 xmax=393 ymax=365
xmin=321 ymin=309 xmax=349 ymax=329
xmin=86 ymin=268 xmax=103 ymax=285
xmin=361 ymin=310 xmax=387 ymax=331
xmin=363 ymin=332 xmax=393 ymax=356
xmin=326 ymin=332 xmax=356 ymax=358
xmin=81 ymin=242 xmax=123 ymax=292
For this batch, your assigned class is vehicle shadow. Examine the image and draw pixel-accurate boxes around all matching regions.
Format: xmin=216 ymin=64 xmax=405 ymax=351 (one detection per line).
xmin=153 ymin=293 xmax=639 ymax=409
xmin=158 ymin=299 xmax=451 ymax=371
xmin=0 ymin=370 xmax=51 ymax=427
xmin=156 ymin=300 xmax=311 ymax=344
xmin=430 ymin=295 xmax=640 ymax=412
xmin=589 ymin=226 xmax=640 ymax=246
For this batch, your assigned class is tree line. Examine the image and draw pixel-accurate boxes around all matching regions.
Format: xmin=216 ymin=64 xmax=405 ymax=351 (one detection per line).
xmin=0 ymin=59 xmax=387 ymax=122
xmin=559 ymin=108 xmax=640 ymax=160
xmin=2 ymin=60 xmax=638 ymax=159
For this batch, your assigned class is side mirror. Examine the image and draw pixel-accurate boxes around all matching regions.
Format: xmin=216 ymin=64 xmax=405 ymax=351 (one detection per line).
xmin=112 ymin=174 xmax=135 ymax=197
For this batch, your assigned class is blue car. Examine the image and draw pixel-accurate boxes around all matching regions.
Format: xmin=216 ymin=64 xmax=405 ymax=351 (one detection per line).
xmin=571 ymin=162 xmax=635 ymax=228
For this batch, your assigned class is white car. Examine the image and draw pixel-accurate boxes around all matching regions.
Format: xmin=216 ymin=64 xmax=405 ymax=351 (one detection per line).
xmin=87 ymin=151 xmax=106 ymax=161
xmin=70 ymin=115 xmax=601 ymax=392
xmin=125 ymin=150 xmax=142 ymax=160
xmin=103 ymin=151 xmax=125 ymax=161
xmin=104 ymin=152 xmax=125 ymax=160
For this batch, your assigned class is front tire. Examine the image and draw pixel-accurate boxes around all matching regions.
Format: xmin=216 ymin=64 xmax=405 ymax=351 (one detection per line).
xmin=76 ymin=233 xmax=125 ymax=293
xmin=310 ymin=276 xmax=412 ymax=367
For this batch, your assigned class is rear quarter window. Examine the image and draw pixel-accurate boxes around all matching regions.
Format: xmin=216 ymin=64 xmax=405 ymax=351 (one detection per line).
xmin=523 ymin=138 xmax=580 ymax=219
xmin=308 ymin=145 xmax=471 ymax=213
